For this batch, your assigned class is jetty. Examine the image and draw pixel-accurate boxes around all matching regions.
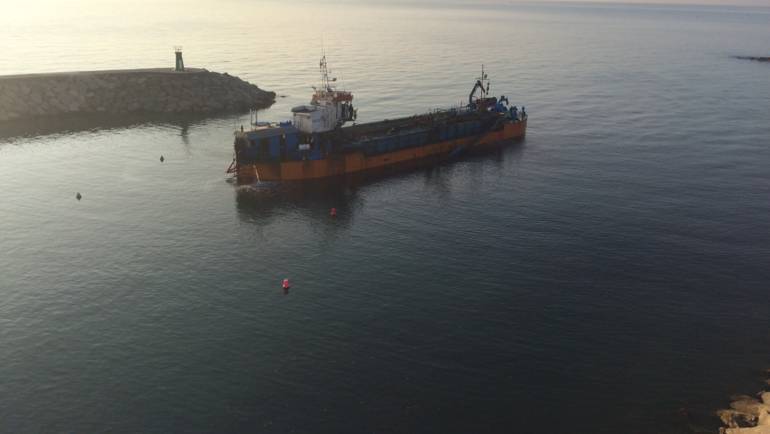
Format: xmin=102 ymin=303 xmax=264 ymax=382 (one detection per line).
xmin=0 ymin=51 xmax=274 ymax=122
xmin=733 ymin=56 xmax=770 ymax=62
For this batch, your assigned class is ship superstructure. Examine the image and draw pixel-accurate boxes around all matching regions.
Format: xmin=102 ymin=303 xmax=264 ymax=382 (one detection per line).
xmin=290 ymin=55 xmax=356 ymax=134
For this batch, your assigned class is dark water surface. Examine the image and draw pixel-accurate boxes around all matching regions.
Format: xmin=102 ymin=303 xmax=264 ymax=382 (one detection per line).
xmin=2 ymin=2 xmax=770 ymax=433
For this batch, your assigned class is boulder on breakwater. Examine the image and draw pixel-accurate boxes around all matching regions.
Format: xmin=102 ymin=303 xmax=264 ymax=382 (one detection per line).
xmin=0 ymin=68 xmax=275 ymax=122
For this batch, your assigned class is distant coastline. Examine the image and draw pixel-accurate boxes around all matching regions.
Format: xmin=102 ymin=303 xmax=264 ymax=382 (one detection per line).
xmin=732 ymin=55 xmax=770 ymax=62
xmin=0 ymin=68 xmax=275 ymax=123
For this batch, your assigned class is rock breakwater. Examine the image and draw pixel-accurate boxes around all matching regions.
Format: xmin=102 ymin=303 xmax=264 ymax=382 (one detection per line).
xmin=0 ymin=68 xmax=275 ymax=122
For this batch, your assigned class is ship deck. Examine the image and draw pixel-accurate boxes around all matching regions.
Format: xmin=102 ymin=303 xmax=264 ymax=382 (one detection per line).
xmin=335 ymin=107 xmax=486 ymax=141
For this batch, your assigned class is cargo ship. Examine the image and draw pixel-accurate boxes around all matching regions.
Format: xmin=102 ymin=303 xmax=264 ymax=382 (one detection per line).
xmin=227 ymin=57 xmax=527 ymax=183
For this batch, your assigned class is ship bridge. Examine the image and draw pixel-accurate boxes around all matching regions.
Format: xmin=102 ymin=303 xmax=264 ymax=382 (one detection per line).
xmin=291 ymin=55 xmax=355 ymax=134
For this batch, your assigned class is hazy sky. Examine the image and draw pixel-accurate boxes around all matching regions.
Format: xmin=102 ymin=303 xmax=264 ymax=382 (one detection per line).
xmin=6 ymin=0 xmax=770 ymax=12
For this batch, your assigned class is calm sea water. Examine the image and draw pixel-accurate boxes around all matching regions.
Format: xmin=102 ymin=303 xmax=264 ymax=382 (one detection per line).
xmin=2 ymin=1 xmax=770 ymax=433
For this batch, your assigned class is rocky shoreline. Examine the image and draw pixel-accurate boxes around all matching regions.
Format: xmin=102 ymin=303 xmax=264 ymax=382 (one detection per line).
xmin=717 ymin=370 xmax=770 ymax=434
xmin=0 ymin=68 xmax=275 ymax=122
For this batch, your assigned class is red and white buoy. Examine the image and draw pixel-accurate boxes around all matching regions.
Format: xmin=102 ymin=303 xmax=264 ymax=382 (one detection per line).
xmin=330 ymin=207 xmax=337 ymax=217
xmin=282 ymin=278 xmax=291 ymax=290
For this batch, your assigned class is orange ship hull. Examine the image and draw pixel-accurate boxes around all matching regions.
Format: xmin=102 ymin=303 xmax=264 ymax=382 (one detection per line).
xmin=235 ymin=119 xmax=526 ymax=182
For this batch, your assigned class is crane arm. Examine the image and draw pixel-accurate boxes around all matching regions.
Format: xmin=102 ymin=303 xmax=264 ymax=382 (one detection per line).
xmin=468 ymin=80 xmax=485 ymax=105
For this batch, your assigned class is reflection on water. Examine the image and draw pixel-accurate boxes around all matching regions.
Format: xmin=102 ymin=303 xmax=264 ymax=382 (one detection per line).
xmin=180 ymin=122 xmax=191 ymax=147
xmin=0 ymin=111 xmax=238 ymax=141
xmin=235 ymin=180 xmax=361 ymax=227
xmin=234 ymin=140 xmax=525 ymax=226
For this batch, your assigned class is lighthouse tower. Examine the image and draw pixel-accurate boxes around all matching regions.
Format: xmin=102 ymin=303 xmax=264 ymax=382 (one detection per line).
xmin=174 ymin=46 xmax=185 ymax=72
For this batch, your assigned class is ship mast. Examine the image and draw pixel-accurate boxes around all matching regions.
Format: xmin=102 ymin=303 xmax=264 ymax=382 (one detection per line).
xmin=319 ymin=53 xmax=334 ymax=92
xmin=478 ymin=64 xmax=490 ymax=99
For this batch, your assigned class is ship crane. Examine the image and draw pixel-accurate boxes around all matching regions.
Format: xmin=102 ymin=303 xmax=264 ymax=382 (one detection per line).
xmin=468 ymin=65 xmax=495 ymax=106
xmin=469 ymin=79 xmax=486 ymax=105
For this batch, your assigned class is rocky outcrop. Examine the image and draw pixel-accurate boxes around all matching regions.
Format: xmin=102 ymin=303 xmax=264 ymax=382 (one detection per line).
xmin=0 ymin=68 xmax=275 ymax=122
xmin=718 ymin=375 xmax=770 ymax=434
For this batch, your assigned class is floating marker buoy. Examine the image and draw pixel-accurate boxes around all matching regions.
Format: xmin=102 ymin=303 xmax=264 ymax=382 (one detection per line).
xmin=330 ymin=207 xmax=337 ymax=217
xmin=282 ymin=278 xmax=291 ymax=290
xmin=160 ymin=155 xmax=165 ymax=162
xmin=76 ymin=192 xmax=82 ymax=200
